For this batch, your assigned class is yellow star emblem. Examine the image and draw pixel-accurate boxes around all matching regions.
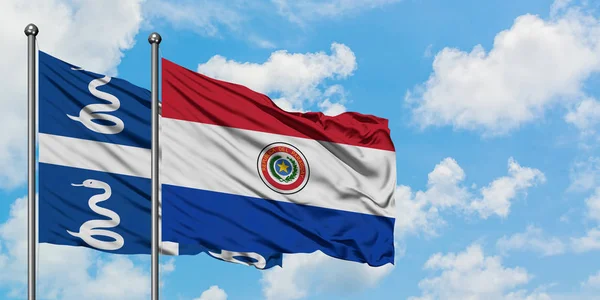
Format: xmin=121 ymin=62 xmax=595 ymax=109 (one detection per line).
xmin=277 ymin=161 xmax=290 ymax=173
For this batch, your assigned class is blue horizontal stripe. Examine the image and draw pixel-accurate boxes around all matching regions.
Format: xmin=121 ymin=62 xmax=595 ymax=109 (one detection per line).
xmin=39 ymin=162 xmax=151 ymax=254
xmin=39 ymin=163 xmax=283 ymax=268
xmin=39 ymin=51 xmax=151 ymax=149
xmin=162 ymin=185 xmax=395 ymax=267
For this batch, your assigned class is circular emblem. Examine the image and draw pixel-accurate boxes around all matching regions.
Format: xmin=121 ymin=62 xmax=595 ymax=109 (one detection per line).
xmin=257 ymin=142 xmax=310 ymax=194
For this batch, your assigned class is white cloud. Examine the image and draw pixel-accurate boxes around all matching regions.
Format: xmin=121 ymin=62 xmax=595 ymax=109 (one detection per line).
xmin=569 ymin=185 xmax=600 ymax=253
xmin=581 ymin=270 xmax=600 ymax=289
xmin=272 ymin=0 xmax=401 ymax=25
xmin=272 ymin=98 xmax=305 ymax=113
xmin=395 ymin=158 xmax=468 ymax=237
xmin=160 ymin=258 xmax=176 ymax=274
xmin=568 ymin=157 xmax=600 ymax=192
xmin=409 ymin=244 xmax=539 ymax=300
xmin=424 ymin=44 xmax=434 ymax=58
xmin=585 ymin=188 xmax=600 ymax=222
xmin=504 ymin=290 xmax=553 ymax=300
xmin=396 ymin=157 xmax=545 ymax=237
xmin=197 ymin=42 xmax=356 ymax=113
xmin=565 ymin=98 xmax=600 ymax=136
xmin=394 ymin=184 xmax=441 ymax=237
xmin=496 ymin=225 xmax=566 ymax=256
xmin=469 ymin=158 xmax=546 ymax=219
xmin=194 ymin=285 xmax=228 ymax=300
xmin=143 ymin=0 xmax=398 ymax=47
xmin=0 ymin=197 xmax=150 ymax=299
xmin=317 ymin=85 xmax=348 ymax=116
xmin=248 ymin=35 xmax=277 ymax=49
xmin=157 ymin=257 xmax=176 ymax=288
xmin=406 ymin=4 xmax=600 ymax=135
xmin=260 ymin=251 xmax=393 ymax=300
xmin=318 ymin=99 xmax=347 ymax=116
xmin=571 ymin=228 xmax=600 ymax=253
xmin=0 ymin=0 xmax=145 ymax=188
xmin=551 ymin=0 xmax=574 ymax=17
xmin=143 ymin=0 xmax=243 ymax=37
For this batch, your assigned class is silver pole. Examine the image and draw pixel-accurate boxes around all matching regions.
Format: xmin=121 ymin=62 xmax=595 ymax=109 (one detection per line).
xmin=148 ymin=32 xmax=162 ymax=300
xmin=24 ymin=23 xmax=38 ymax=300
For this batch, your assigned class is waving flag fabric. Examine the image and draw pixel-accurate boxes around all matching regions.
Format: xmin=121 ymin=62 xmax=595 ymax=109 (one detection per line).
xmin=160 ymin=58 xmax=397 ymax=267
xmin=37 ymin=51 xmax=284 ymax=267
xmin=38 ymin=51 xmax=156 ymax=254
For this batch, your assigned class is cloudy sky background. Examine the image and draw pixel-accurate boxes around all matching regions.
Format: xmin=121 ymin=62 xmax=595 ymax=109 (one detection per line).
xmin=1 ymin=0 xmax=600 ymax=299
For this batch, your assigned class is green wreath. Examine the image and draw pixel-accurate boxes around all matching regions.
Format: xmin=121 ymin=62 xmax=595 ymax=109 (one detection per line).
xmin=269 ymin=155 xmax=298 ymax=183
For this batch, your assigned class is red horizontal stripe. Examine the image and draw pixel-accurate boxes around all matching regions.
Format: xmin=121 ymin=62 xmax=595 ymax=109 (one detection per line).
xmin=161 ymin=58 xmax=395 ymax=151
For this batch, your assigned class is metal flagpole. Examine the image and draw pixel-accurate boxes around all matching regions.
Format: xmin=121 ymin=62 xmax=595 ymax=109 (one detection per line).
xmin=149 ymin=32 xmax=162 ymax=300
xmin=24 ymin=23 xmax=39 ymax=300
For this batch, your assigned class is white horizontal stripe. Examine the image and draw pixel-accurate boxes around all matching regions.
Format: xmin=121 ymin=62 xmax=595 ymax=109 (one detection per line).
xmin=39 ymin=133 xmax=150 ymax=178
xmin=161 ymin=119 xmax=396 ymax=218
xmin=160 ymin=242 xmax=179 ymax=256
xmin=40 ymin=134 xmax=180 ymax=255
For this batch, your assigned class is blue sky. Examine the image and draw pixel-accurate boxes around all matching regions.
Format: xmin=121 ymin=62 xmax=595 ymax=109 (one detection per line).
xmin=1 ymin=0 xmax=600 ymax=299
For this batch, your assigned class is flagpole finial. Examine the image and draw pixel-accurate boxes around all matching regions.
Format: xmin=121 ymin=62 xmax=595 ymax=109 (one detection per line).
xmin=24 ymin=23 xmax=39 ymax=36
xmin=148 ymin=32 xmax=162 ymax=44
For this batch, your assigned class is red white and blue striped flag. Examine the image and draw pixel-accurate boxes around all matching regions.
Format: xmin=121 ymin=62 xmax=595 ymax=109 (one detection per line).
xmin=160 ymin=58 xmax=397 ymax=267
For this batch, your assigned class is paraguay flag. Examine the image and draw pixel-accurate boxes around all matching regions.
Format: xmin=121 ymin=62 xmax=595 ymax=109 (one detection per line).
xmin=160 ymin=58 xmax=396 ymax=267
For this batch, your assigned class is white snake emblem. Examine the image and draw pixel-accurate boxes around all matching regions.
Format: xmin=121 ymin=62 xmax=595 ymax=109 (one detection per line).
xmin=67 ymin=179 xmax=125 ymax=251
xmin=67 ymin=67 xmax=124 ymax=134
xmin=208 ymin=250 xmax=267 ymax=269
